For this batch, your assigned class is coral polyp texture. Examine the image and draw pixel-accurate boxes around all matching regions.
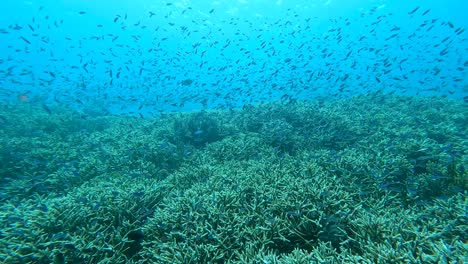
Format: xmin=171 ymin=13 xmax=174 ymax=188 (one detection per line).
xmin=0 ymin=95 xmax=466 ymax=263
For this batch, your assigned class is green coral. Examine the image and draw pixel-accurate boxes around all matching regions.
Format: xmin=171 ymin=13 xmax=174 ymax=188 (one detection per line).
xmin=0 ymin=96 xmax=466 ymax=263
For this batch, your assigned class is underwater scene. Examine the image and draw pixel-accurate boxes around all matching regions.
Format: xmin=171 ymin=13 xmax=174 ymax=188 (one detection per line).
xmin=0 ymin=0 xmax=467 ymax=263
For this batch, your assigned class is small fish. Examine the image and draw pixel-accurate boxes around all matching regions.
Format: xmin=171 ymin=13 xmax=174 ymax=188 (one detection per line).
xmin=345 ymin=51 xmax=352 ymax=58
xmin=132 ymin=191 xmax=145 ymax=198
xmin=42 ymin=104 xmax=52 ymax=114
xmin=78 ymin=11 xmax=86 ymax=15
xmin=422 ymin=9 xmax=431 ymax=16
xmin=92 ymin=202 xmax=102 ymax=210
xmin=385 ymin=33 xmax=398 ymax=41
xmin=380 ymin=181 xmax=405 ymax=193
xmin=429 ymin=172 xmax=451 ymax=181
xmin=181 ymin=79 xmax=193 ymax=86
xmin=37 ymin=203 xmax=48 ymax=212
xmin=408 ymin=6 xmax=420 ymax=15
xmin=20 ymin=36 xmax=31 ymax=44
xmin=439 ymin=48 xmax=449 ymax=56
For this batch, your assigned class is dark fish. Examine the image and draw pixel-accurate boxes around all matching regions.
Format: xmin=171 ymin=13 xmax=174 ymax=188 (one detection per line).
xmin=132 ymin=191 xmax=145 ymax=198
xmin=78 ymin=11 xmax=86 ymax=15
xmin=430 ymin=172 xmax=451 ymax=181
xmin=181 ymin=79 xmax=193 ymax=86
xmin=385 ymin=34 xmax=398 ymax=41
xmin=37 ymin=203 xmax=48 ymax=212
xmin=42 ymin=104 xmax=52 ymax=114
xmin=92 ymin=202 xmax=102 ymax=210
xmin=422 ymin=9 xmax=431 ymax=16
xmin=380 ymin=181 xmax=405 ymax=193
xmin=0 ymin=192 xmax=12 ymax=201
xmin=408 ymin=7 xmax=420 ymax=15
xmin=439 ymin=48 xmax=449 ymax=56
xmin=20 ymin=36 xmax=31 ymax=44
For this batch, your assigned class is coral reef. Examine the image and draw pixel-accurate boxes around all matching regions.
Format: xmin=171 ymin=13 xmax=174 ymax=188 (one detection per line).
xmin=0 ymin=95 xmax=466 ymax=263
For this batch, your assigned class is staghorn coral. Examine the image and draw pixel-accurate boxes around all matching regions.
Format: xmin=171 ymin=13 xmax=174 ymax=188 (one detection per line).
xmin=0 ymin=96 xmax=466 ymax=263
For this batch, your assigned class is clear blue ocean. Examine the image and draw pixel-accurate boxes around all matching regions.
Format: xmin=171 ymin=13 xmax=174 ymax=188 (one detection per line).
xmin=0 ymin=0 xmax=467 ymax=263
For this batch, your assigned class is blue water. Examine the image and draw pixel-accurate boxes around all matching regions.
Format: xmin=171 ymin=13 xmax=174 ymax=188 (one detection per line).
xmin=0 ymin=0 xmax=467 ymax=116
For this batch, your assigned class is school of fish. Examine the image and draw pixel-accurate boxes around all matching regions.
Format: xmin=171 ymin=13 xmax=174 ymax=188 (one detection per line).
xmin=0 ymin=3 xmax=466 ymax=116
